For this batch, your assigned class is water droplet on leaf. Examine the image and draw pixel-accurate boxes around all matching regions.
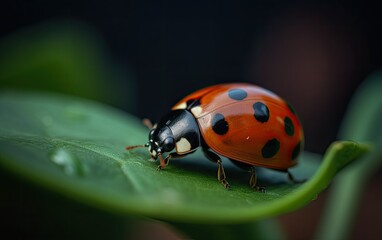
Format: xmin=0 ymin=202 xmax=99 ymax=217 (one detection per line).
xmin=50 ymin=148 xmax=86 ymax=176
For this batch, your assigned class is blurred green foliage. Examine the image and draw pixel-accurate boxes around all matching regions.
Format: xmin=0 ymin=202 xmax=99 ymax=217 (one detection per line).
xmin=0 ymin=20 xmax=135 ymax=109
xmin=315 ymin=72 xmax=382 ymax=240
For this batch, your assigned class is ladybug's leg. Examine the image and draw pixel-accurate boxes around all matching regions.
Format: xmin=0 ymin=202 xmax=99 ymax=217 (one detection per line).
xmin=228 ymin=160 xmax=265 ymax=192
xmin=287 ymin=170 xmax=305 ymax=184
xmin=249 ymin=167 xmax=266 ymax=193
xmin=157 ymin=152 xmax=188 ymax=170
xmin=142 ymin=118 xmax=157 ymax=129
xmin=202 ymin=148 xmax=230 ymax=189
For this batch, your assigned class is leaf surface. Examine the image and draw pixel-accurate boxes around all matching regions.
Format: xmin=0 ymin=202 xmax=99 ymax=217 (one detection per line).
xmin=0 ymin=91 xmax=370 ymax=224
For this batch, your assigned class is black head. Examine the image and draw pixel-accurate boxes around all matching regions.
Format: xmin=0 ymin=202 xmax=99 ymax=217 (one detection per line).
xmin=147 ymin=126 xmax=175 ymax=160
xmin=145 ymin=109 xmax=201 ymax=160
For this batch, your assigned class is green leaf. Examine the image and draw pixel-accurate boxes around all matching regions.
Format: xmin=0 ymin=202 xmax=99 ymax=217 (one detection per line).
xmin=0 ymin=91 xmax=370 ymax=224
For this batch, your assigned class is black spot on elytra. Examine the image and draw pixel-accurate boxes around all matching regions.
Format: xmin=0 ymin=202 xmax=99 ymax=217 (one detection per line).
xmin=228 ymin=89 xmax=248 ymax=101
xmin=212 ymin=113 xmax=229 ymax=135
xmin=292 ymin=141 xmax=301 ymax=160
xmin=253 ymin=102 xmax=269 ymax=123
xmin=287 ymin=102 xmax=296 ymax=114
xmin=186 ymin=98 xmax=201 ymax=109
xmin=262 ymin=138 xmax=280 ymax=158
xmin=284 ymin=117 xmax=295 ymax=136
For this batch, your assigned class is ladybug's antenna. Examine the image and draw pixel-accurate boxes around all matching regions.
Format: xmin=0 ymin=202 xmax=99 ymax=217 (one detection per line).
xmin=125 ymin=143 xmax=149 ymax=151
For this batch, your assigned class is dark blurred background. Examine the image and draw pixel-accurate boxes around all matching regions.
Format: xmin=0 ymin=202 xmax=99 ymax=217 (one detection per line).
xmin=2 ymin=0 xmax=379 ymax=153
xmin=1 ymin=0 xmax=380 ymax=239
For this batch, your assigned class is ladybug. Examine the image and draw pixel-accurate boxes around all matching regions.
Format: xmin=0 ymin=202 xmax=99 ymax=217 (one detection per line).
xmin=127 ymin=83 xmax=304 ymax=191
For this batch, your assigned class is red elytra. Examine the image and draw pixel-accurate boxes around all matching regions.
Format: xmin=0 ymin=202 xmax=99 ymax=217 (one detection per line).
xmin=172 ymin=83 xmax=303 ymax=170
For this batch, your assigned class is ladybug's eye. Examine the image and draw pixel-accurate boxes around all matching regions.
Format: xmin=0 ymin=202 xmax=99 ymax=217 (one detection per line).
xmin=163 ymin=137 xmax=175 ymax=152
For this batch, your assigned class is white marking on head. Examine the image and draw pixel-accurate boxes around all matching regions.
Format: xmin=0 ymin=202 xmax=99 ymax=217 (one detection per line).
xmin=174 ymin=102 xmax=187 ymax=110
xmin=191 ymin=106 xmax=203 ymax=117
xmin=176 ymin=137 xmax=192 ymax=153
xmin=151 ymin=149 xmax=157 ymax=157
